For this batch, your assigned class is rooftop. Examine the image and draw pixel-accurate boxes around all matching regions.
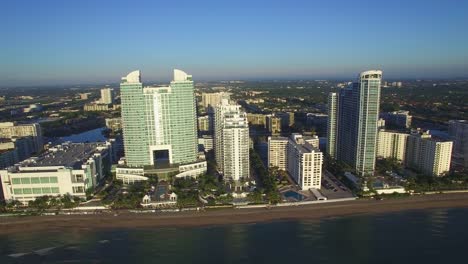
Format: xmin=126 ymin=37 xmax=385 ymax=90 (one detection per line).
xmin=20 ymin=142 xmax=107 ymax=169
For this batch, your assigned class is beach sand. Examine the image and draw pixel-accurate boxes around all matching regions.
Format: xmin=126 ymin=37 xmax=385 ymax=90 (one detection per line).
xmin=1 ymin=193 xmax=468 ymax=234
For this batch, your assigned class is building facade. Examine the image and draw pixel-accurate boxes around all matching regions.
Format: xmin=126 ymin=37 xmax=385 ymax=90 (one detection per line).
xmin=326 ymin=92 xmax=338 ymax=158
xmin=335 ymin=70 xmax=382 ymax=177
xmin=406 ymin=130 xmax=453 ymax=176
xmin=266 ymin=115 xmax=281 ymax=135
xmin=214 ymin=100 xmax=250 ymax=181
xmin=287 ymin=134 xmax=323 ymax=190
xmin=376 ymin=130 xmax=409 ymax=162
xmin=100 ymin=88 xmax=114 ymax=105
xmin=0 ymin=122 xmax=43 ymax=154
xmin=0 ymin=142 xmax=113 ymax=203
xmin=120 ymin=69 xmax=198 ymax=168
xmin=380 ymin=110 xmax=412 ymax=129
xmin=449 ymin=120 xmax=468 ymax=168
xmin=267 ymin=136 xmax=288 ymax=170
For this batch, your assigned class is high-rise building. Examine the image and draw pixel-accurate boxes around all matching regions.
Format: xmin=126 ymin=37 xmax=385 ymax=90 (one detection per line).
xmin=100 ymin=88 xmax=114 ymax=104
xmin=448 ymin=120 xmax=468 ymax=168
xmin=406 ymin=130 xmax=453 ymax=176
xmin=246 ymin=113 xmax=267 ymax=127
xmin=276 ymin=112 xmax=295 ymax=128
xmin=287 ymin=134 xmax=323 ymax=190
xmin=335 ymin=70 xmax=382 ymax=177
xmin=200 ymin=92 xmax=230 ymax=113
xmin=0 ymin=122 xmax=43 ymax=154
xmin=268 ymin=134 xmax=323 ymax=190
xmin=326 ymin=92 xmax=338 ymax=158
xmin=268 ymin=136 xmax=288 ymax=170
xmin=120 ymin=69 xmax=198 ymax=168
xmin=266 ymin=115 xmax=281 ymax=135
xmin=377 ymin=130 xmax=409 ymax=162
xmin=380 ymin=110 xmax=412 ymax=129
xmin=214 ymin=100 xmax=250 ymax=182
xmin=197 ymin=115 xmax=212 ymax=133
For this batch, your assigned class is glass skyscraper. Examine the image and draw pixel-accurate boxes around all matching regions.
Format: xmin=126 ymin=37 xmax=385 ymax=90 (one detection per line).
xmin=120 ymin=69 xmax=198 ymax=168
xmin=334 ymin=70 xmax=382 ymax=177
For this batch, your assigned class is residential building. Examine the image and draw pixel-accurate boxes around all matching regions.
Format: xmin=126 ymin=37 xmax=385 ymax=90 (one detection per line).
xmin=0 ymin=137 xmax=36 ymax=168
xmin=266 ymin=115 xmax=281 ymax=135
xmin=197 ymin=115 xmax=212 ymax=133
xmin=84 ymin=103 xmax=112 ymax=112
xmin=380 ymin=110 xmax=412 ymax=129
xmin=198 ymin=135 xmax=214 ymax=152
xmin=100 ymin=88 xmax=114 ymax=104
xmin=335 ymin=70 xmax=382 ymax=176
xmin=376 ymin=130 xmax=409 ymax=162
xmin=276 ymin=112 xmax=295 ymax=128
xmin=267 ymin=136 xmax=288 ymax=170
xmin=200 ymin=92 xmax=230 ymax=113
xmin=118 ymin=69 xmax=205 ymax=182
xmin=326 ymin=92 xmax=338 ymax=158
xmin=406 ymin=130 xmax=453 ymax=176
xmin=247 ymin=113 xmax=267 ymax=127
xmin=105 ymin=118 xmax=122 ymax=132
xmin=214 ymin=100 xmax=250 ymax=182
xmin=448 ymin=120 xmax=468 ymax=168
xmin=0 ymin=122 xmax=43 ymax=153
xmin=287 ymin=134 xmax=323 ymax=190
xmin=0 ymin=142 xmax=114 ymax=203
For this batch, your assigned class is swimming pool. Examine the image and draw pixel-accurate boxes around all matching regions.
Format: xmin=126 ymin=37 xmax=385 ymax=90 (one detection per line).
xmin=283 ymin=190 xmax=306 ymax=201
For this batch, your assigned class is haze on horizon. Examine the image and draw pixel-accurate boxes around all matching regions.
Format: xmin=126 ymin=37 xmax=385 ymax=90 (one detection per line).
xmin=1 ymin=0 xmax=468 ymax=87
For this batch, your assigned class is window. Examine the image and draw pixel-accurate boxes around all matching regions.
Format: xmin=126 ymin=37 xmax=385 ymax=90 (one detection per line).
xmin=40 ymin=177 xmax=50 ymax=184
xmin=12 ymin=178 xmax=21 ymax=184
xmin=42 ymin=187 xmax=51 ymax=194
xmin=51 ymin=187 xmax=60 ymax=193
xmin=21 ymin=178 xmax=31 ymax=184
xmin=31 ymin=177 xmax=40 ymax=184
xmin=13 ymin=189 xmax=23 ymax=195
xmin=33 ymin=188 xmax=42 ymax=194
xmin=23 ymin=188 xmax=32 ymax=194
xmin=49 ymin=177 xmax=58 ymax=183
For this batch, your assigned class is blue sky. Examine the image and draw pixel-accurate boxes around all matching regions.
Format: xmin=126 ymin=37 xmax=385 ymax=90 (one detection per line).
xmin=1 ymin=0 xmax=468 ymax=86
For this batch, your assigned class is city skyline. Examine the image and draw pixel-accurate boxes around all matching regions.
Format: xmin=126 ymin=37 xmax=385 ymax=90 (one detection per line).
xmin=2 ymin=0 xmax=468 ymax=87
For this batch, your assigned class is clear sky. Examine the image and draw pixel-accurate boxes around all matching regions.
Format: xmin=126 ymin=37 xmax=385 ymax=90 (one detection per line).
xmin=1 ymin=0 xmax=468 ymax=86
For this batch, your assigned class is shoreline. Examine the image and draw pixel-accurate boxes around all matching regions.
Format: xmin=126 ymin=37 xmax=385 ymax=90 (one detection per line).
xmin=1 ymin=193 xmax=468 ymax=235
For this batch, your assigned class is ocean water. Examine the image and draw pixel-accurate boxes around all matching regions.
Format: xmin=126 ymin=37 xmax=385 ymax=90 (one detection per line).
xmin=1 ymin=208 xmax=467 ymax=263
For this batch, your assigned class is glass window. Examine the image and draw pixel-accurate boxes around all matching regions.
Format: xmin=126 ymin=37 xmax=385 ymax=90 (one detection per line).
xmin=51 ymin=187 xmax=60 ymax=193
xmin=21 ymin=178 xmax=31 ymax=184
xmin=13 ymin=189 xmax=23 ymax=195
xmin=40 ymin=177 xmax=50 ymax=184
xmin=32 ymin=188 xmax=42 ymax=194
xmin=49 ymin=177 xmax=58 ymax=183
xmin=12 ymin=178 xmax=21 ymax=184
xmin=23 ymin=188 xmax=32 ymax=194
xmin=42 ymin=187 xmax=51 ymax=194
xmin=31 ymin=177 xmax=41 ymax=184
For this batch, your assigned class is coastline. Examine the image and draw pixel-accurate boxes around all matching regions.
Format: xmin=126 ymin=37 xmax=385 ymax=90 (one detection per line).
xmin=1 ymin=193 xmax=468 ymax=235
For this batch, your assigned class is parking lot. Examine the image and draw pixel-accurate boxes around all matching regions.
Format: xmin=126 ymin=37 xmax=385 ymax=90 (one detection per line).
xmin=320 ymin=170 xmax=354 ymax=199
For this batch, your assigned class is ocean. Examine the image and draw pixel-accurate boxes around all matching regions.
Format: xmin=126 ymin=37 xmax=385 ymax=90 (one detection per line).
xmin=1 ymin=208 xmax=467 ymax=263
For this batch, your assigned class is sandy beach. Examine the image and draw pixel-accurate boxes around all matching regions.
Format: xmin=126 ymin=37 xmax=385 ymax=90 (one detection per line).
xmin=1 ymin=193 xmax=468 ymax=235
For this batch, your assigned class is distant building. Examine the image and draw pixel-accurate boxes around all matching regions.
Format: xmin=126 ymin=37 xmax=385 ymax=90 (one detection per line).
xmin=377 ymin=130 xmax=409 ymax=162
xmin=197 ymin=115 xmax=212 ymax=133
xmin=0 ymin=122 xmax=43 ymax=154
xmin=406 ymin=130 xmax=453 ymax=176
xmin=200 ymin=92 xmax=230 ymax=113
xmin=0 ymin=137 xmax=36 ymax=169
xmin=449 ymin=120 xmax=468 ymax=168
xmin=84 ymin=103 xmax=112 ymax=112
xmin=276 ymin=112 xmax=295 ymax=128
xmin=334 ymin=70 xmax=382 ymax=177
xmin=214 ymin=100 xmax=250 ymax=182
xmin=198 ymin=135 xmax=214 ymax=152
xmin=266 ymin=115 xmax=281 ymax=135
xmin=105 ymin=118 xmax=122 ymax=132
xmin=247 ymin=113 xmax=267 ymax=127
xmin=100 ymin=88 xmax=114 ymax=105
xmin=377 ymin=118 xmax=386 ymax=129
xmin=78 ymin=93 xmax=90 ymax=100
xmin=380 ymin=110 xmax=412 ymax=129
xmin=0 ymin=142 xmax=114 ymax=203
xmin=23 ymin=104 xmax=43 ymax=113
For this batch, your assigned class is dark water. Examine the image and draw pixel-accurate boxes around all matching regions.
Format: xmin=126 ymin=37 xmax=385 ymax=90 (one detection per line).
xmin=56 ymin=127 xmax=107 ymax=144
xmin=1 ymin=208 xmax=467 ymax=263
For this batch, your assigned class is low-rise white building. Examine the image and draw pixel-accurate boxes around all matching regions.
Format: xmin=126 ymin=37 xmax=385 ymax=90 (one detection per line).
xmin=0 ymin=142 xmax=114 ymax=204
xmin=377 ymin=130 xmax=409 ymax=162
xmin=287 ymin=134 xmax=323 ymax=190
